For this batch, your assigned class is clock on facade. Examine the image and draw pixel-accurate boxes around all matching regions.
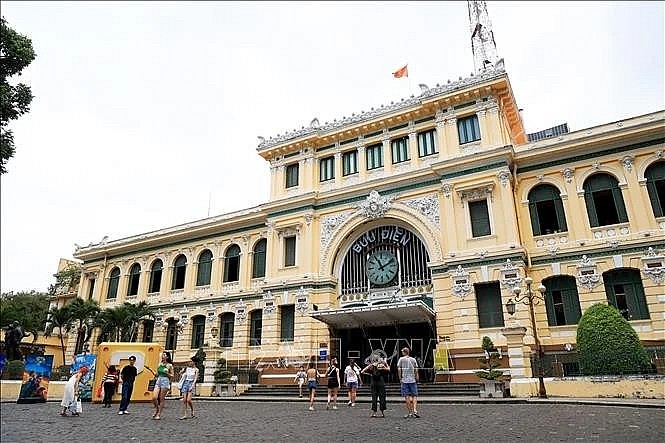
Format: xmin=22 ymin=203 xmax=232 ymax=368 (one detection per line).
xmin=366 ymin=250 xmax=398 ymax=285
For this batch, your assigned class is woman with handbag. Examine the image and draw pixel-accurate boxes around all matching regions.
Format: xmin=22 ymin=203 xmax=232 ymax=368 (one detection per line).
xmin=60 ymin=366 xmax=89 ymax=416
xmin=178 ymin=357 xmax=199 ymax=420
xmin=151 ymin=351 xmax=174 ymax=420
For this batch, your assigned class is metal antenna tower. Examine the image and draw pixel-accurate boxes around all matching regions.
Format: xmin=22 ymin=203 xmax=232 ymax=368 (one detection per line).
xmin=468 ymin=1 xmax=502 ymax=74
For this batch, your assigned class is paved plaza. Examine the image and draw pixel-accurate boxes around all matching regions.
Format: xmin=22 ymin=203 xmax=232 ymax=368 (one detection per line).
xmin=1 ymin=398 xmax=664 ymax=442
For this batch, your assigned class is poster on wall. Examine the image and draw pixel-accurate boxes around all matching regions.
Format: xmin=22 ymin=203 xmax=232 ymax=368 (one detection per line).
xmin=71 ymin=353 xmax=97 ymax=401
xmin=17 ymin=354 xmax=54 ymax=404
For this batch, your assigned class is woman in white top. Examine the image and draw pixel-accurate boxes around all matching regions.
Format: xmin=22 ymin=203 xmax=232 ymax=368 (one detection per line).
xmin=179 ymin=357 xmax=199 ymax=420
xmin=344 ymin=358 xmax=361 ymax=407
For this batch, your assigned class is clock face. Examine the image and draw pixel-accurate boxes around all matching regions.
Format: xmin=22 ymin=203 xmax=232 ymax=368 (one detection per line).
xmin=366 ymin=250 xmax=398 ymax=285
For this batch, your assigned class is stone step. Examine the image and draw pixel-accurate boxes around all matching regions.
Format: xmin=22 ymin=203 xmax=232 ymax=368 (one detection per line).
xmin=241 ymin=383 xmax=481 ymax=397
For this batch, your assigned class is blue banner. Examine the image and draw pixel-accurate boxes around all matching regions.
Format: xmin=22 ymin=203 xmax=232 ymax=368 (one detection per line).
xmin=71 ymin=353 xmax=97 ymax=401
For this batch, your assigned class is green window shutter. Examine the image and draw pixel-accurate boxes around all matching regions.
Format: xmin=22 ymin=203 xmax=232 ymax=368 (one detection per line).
xmin=646 ymin=180 xmax=664 ymax=217
xmin=583 ymin=189 xmax=599 ymax=227
xmin=628 ymin=283 xmax=650 ymax=320
xmin=545 ymin=290 xmax=557 ymax=326
xmin=529 ymin=202 xmax=541 ymax=235
xmin=475 ymin=282 xmax=503 ymax=328
xmin=553 ymin=197 xmax=568 ymax=232
xmin=562 ymin=287 xmax=582 ymax=324
xmin=612 ymin=186 xmax=629 ymax=222
xmin=469 ymin=200 xmax=491 ymax=237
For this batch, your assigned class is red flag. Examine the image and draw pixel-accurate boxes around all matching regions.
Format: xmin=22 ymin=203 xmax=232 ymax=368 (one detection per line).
xmin=392 ymin=64 xmax=408 ymax=78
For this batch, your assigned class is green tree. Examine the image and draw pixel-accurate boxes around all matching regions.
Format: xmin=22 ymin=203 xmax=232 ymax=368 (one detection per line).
xmin=0 ymin=17 xmax=36 ymax=174
xmin=95 ymin=305 xmax=126 ymax=343
xmin=577 ymin=303 xmax=651 ymax=376
xmin=0 ymin=290 xmax=49 ymax=338
xmin=95 ymin=302 xmax=155 ymax=343
xmin=44 ymin=305 xmax=73 ymax=365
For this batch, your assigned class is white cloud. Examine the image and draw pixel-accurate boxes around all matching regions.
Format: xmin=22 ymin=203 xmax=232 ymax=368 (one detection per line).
xmin=1 ymin=1 xmax=663 ymax=292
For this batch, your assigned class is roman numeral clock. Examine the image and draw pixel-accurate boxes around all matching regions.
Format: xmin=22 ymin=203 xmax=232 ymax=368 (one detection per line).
xmin=366 ymin=250 xmax=398 ymax=285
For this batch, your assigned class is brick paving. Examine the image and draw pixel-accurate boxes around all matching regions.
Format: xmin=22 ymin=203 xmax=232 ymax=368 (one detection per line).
xmin=1 ymin=398 xmax=664 ymax=442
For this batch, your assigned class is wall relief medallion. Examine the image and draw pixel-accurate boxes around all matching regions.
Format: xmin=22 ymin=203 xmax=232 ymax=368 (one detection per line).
xmin=358 ymin=190 xmax=393 ymax=219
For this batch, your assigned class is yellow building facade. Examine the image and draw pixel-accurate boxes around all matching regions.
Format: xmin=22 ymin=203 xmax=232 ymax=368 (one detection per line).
xmin=71 ymin=65 xmax=665 ymax=385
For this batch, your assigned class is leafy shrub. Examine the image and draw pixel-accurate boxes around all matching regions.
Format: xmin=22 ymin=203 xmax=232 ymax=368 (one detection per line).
xmin=3 ymin=360 xmax=25 ymax=379
xmin=577 ymin=303 xmax=651 ymax=375
xmin=213 ymin=358 xmax=231 ymax=384
xmin=475 ymin=336 xmax=503 ymax=380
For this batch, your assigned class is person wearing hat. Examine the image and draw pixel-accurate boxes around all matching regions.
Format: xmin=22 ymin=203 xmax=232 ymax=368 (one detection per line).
xmin=118 ymin=355 xmax=138 ymax=415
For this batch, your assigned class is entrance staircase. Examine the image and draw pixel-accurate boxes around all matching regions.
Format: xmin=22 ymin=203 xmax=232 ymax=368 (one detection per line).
xmin=240 ymin=382 xmax=481 ymax=399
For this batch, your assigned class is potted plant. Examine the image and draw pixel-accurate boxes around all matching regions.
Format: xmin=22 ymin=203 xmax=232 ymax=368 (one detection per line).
xmin=212 ymin=357 xmax=232 ymax=396
xmin=475 ymin=336 xmax=506 ymax=398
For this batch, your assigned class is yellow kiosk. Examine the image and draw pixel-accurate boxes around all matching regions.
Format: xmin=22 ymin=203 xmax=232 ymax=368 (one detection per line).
xmin=93 ymin=342 xmax=163 ymax=403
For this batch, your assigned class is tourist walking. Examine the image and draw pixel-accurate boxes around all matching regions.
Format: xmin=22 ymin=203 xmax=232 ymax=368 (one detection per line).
xmin=118 ymin=355 xmax=138 ymax=415
xmin=151 ymin=351 xmax=174 ymax=420
xmin=179 ymin=357 xmax=199 ymax=420
xmin=361 ymin=358 xmax=389 ymax=417
xmin=344 ymin=358 xmax=360 ymax=406
xmin=325 ymin=357 xmax=340 ymax=410
xmin=294 ymin=365 xmax=306 ymax=398
xmin=397 ymin=347 xmax=420 ymax=418
xmin=101 ymin=365 xmax=119 ymax=408
xmin=60 ymin=366 xmax=89 ymax=416
xmin=305 ymin=361 xmax=319 ymax=410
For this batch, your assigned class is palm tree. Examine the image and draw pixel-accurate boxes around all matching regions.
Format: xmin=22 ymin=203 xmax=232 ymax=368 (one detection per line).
xmin=67 ymin=298 xmax=100 ymax=352
xmin=44 ymin=305 xmax=73 ymax=366
xmin=122 ymin=301 xmax=155 ymax=342
xmin=95 ymin=306 xmax=126 ymax=343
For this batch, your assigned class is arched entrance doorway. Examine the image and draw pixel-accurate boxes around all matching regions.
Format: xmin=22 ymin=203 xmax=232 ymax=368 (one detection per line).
xmin=311 ymin=224 xmax=436 ymax=382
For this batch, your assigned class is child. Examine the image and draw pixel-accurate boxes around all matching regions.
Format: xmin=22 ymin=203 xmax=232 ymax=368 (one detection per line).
xmin=294 ymin=366 xmax=306 ymax=398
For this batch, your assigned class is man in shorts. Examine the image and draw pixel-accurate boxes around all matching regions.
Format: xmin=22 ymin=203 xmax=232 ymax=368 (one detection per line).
xmin=397 ymin=347 xmax=420 ymax=418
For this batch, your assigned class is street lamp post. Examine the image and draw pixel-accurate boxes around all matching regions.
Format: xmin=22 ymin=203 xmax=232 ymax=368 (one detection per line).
xmin=505 ymin=276 xmax=548 ymax=398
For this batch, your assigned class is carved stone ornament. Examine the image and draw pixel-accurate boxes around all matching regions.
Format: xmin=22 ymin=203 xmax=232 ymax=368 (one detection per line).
xmin=320 ymin=211 xmax=353 ymax=255
xmin=154 ymin=309 xmax=164 ymax=328
xmin=179 ymin=305 xmax=190 ymax=327
xmin=562 ymin=168 xmax=574 ymax=184
xmin=235 ymin=299 xmax=247 ymax=324
xmin=441 ymin=182 xmax=453 ymax=198
xmin=500 ymin=259 xmax=522 ymax=290
xmin=497 ymin=169 xmax=512 ymax=187
xmin=451 ymin=265 xmax=472 ymax=298
xmin=621 ymin=155 xmax=634 ymax=173
xmin=576 ymin=255 xmax=601 ymax=290
xmin=641 ymin=247 xmax=665 ymax=284
xmin=403 ymin=194 xmax=440 ymax=228
xmin=263 ymin=291 xmax=276 ymax=316
xmin=358 ymin=190 xmax=392 ymax=219
xmin=295 ymin=287 xmax=310 ymax=315
xmin=206 ymin=302 xmax=216 ymax=323
xmin=457 ymin=185 xmax=494 ymax=203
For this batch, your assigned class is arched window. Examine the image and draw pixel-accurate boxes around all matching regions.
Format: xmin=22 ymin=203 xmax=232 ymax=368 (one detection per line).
xmin=645 ymin=161 xmax=665 ymax=217
xmin=249 ymin=310 xmax=262 ymax=346
xmin=220 ymin=313 xmax=235 ymax=347
xmin=191 ymin=315 xmax=206 ymax=349
xmin=252 ymin=239 xmax=267 ymax=278
xmin=583 ymin=173 xmax=628 ymax=227
xmin=171 ymin=254 xmax=187 ymax=290
xmin=528 ymin=184 xmax=568 ymax=235
xmin=107 ymin=267 xmax=120 ymax=300
xmin=165 ymin=318 xmax=178 ymax=350
xmin=142 ymin=320 xmax=154 ymax=342
xmin=224 ymin=244 xmax=241 ymax=282
xmin=196 ymin=249 xmax=213 ymax=286
xmin=603 ymin=268 xmax=649 ymax=320
xmin=149 ymin=259 xmax=163 ymax=293
xmin=127 ymin=263 xmax=141 ymax=296
xmin=543 ymin=276 xmax=581 ymax=326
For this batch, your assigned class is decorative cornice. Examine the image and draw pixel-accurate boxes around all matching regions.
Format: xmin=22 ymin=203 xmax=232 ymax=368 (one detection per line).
xmin=257 ymin=67 xmax=507 ymax=150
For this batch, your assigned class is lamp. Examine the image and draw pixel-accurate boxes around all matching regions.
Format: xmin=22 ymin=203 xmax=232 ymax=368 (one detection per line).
xmin=507 ymin=277 xmax=548 ymax=398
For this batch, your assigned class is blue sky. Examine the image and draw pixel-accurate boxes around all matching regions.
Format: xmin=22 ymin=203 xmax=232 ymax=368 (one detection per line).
xmin=1 ymin=1 xmax=663 ymax=293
